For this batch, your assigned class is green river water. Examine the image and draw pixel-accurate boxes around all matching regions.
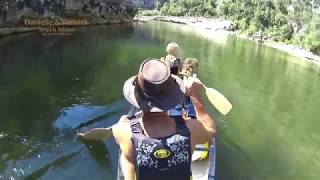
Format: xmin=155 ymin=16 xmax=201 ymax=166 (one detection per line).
xmin=0 ymin=21 xmax=320 ymax=180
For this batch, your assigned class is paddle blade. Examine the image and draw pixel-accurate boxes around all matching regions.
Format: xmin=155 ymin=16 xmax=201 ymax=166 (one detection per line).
xmin=205 ymin=87 xmax=232 ymax=115
xmin=78 ymin=128 xmax=113 ymax=141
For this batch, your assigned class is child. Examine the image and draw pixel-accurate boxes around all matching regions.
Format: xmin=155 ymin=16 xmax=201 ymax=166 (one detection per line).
xmin=162 ymin=42 xmax=182 ymax=75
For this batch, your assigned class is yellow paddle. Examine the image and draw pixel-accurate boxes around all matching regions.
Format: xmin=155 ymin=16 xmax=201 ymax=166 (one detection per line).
xmin=183 ymin=74 xmax=232 ymax=116
xmin=180 ymin=58 xmax=232 ymax=115
xmin=204 ymin=85 xmax=232 ymax=115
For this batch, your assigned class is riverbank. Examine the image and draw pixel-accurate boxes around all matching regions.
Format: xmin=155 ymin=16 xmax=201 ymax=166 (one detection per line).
xmin=135 ymin=15 xmax=320 ymax=65
xmin=135 ymin=16 xmax=234 ymax=31
xmin=0 ymin=17 xmax=134 ymax=37
xmin=0 ymin=27 xmax=38 ymax=36
xmin=237 ymin=33 xmax=320 ymax=64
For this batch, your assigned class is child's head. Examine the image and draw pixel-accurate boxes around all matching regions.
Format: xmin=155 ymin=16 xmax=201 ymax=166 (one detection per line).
xmin=166 ymin=42 xmax=180 ymax=57
xmin=180 ymin=58 xmax=198 ymax=76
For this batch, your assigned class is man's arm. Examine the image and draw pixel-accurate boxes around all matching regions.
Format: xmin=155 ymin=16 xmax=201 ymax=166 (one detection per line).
xmin=191 ymin=95 xmax=217 ymax=140
xmin=185 ymin=77 xmax=217 ymax=142
xmin=113 ymin=117 xmax=136 ymax=180
xmin=120 ymin=153 xmax=136 ymax=180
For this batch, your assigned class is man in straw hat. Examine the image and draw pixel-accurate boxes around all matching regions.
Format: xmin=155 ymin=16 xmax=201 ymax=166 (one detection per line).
xmin=112 ymin=58 xmax=217 ymax=180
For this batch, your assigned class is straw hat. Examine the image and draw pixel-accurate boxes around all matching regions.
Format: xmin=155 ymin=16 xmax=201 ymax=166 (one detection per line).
xmin=123 ymin=59 xmax=185 ymax=112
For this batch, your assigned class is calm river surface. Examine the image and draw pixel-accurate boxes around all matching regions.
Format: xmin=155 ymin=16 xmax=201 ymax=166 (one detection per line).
xmin=0 ymin=21 xmax=320 ymax=180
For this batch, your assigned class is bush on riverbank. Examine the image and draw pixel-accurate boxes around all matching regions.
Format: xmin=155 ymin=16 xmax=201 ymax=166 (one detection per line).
xmin=301 ymin=16 xmax=320 ymax=55
xmin=214 ymin=0 xmax=320 ymax=55
xmin=160 ymin=0 xmax=217 ymax=17
xmin=159 ymin=0 xmax=320 ymax=55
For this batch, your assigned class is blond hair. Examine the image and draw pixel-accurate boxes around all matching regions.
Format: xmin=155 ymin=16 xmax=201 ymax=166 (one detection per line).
xmin=166 ymin=42 xmax=180 ymax=57
xmin=179 ymin=58 xmax=198 ymax=77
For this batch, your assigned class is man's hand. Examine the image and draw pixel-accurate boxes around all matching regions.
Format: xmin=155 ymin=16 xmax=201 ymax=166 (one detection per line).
xmin=184 ymin=76 xmax=204 ymax=98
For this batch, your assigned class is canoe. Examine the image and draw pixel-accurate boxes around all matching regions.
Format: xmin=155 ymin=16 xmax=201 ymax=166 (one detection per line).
xmin=117 ymin=101 xmax=216 ymax=180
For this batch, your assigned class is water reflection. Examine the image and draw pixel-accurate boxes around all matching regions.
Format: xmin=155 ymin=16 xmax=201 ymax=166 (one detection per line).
xmin=0 ymin=24 xmax=138 ymax=179
xmin=0 ymin=21 xmax=320 ymax=179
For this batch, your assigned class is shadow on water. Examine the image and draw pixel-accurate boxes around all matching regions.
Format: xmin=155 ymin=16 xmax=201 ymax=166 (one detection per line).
xmin=82 ymin=141 xmax=110 ymax=167
xmin=1 ymin=108 xmax=125 ymax=179
xmin=0 ymin=24 xmax=140 ymax=179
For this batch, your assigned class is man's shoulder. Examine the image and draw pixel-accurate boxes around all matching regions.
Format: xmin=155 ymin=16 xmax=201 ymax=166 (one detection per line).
xmin=113 ymin=117 xmax=131 ymax=132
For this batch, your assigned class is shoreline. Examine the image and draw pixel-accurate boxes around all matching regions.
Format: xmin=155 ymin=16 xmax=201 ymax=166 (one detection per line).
xmin=1 ymin=15 xmax=319 ymax=65
xmin=0 ymin=27 xmax=38 ymax=36
xmin=0 ymin=17 xmax=134 ymax=37
xmin=135 ymin=15 xmax=320 ymax=65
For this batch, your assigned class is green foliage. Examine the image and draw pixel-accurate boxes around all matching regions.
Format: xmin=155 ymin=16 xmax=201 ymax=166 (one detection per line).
xmin=310 ymin=43 xmax=320 ymax=56
xmin=245 ymin=24 xmax=258 ymax=36
xmin=19 ymin=9 xmax=39 ymax=19
xmin=18 ymin=9 xmax=40 ymax=25
xmin=160 ymin=0 xmax=218 ymax=17
xmin=218 ymin=0 xmax=231 ymax=16
xmin=280 ymin=24 xmax=294 ymax=40
xmin=237 ymin=18 xmax=248 ymax=31
xmin=304 ymin=32 xmax=320 ymax=55
xmin=125 ymin=6 xmax=138 ymax=17
xmin=158 ymin=0 xmax=320 ymax=55
xmin=274 ymin=12 xmax=288 ymax=27
xmin=302 ymin=16 xmax=320 ymax=54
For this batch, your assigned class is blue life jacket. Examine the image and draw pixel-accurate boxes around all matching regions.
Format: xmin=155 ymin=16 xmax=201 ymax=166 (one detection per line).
xmin=130 ymin=116 xmax=192 ymax=180
xmin=170 ymin=58 xmax=181 ymax=75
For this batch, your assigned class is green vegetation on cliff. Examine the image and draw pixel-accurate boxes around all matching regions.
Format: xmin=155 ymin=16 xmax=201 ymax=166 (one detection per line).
xmin=159 ymin=0 xmax=320 ymax=55
xmin=160 ymin=0 xmax=217 ymax=16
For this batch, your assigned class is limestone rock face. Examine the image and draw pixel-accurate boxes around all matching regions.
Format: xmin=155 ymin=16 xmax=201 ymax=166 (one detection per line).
xmin=1 ymin=0 xmax=137 ymax=28
xmin=0 ymin=0 xmax=16 ymax=25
